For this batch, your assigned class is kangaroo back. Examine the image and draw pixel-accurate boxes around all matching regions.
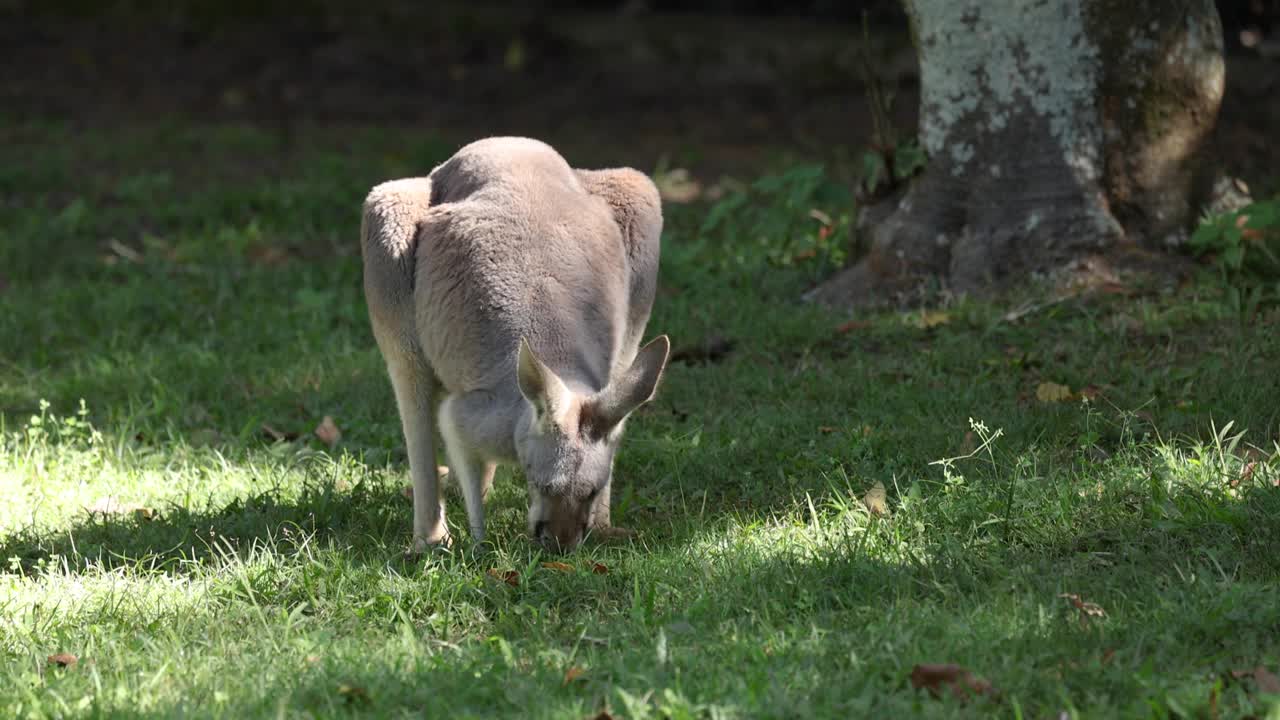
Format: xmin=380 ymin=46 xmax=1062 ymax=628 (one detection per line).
xmin=362 ymin=137 xmax=668 ymax=553
xmin=419 ymin=138 xmax=657 ymax=396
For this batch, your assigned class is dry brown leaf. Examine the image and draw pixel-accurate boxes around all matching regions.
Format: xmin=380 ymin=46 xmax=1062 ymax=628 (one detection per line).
xmin=133 ymin=507 xmax=157 ymax=522
xmin=47 ymin=653 xmax=78 ymax=669
xmin=541 ymin=561 xmax=574 ymax=573
xmin=337 ymin=684 xmax=370 ymax=704
xmin=909 ymin=663 xmax=995 ymax=701
xmin=863 ymin=481 xmax=889 ymax=517
xmin=818 ymin=426 xmax=837 ymax=434
xmin=1256 ymin=666 xmax=1280 ymax=694
xmin=1059 ymin=593 xmax=1106 ymax=619
xmin=562 ymin=666 xmax=585 ymax=685
xmin=1036 ymin=382 xmax=1074 ymax=403
xmin=1232 ymin=666 xmax=1280 ymax=694
xmin=1237 ymin=461 xmax=1258 ymax=487
xmin=792 ymin=248 xmax=818 ymax=261
xmin=487 ymin=569 xmax=520 ymax=587
xmin=247 ymin=244 xmax=291 ymax=266
xmin=1078 ymin=384 xmax=1103 ymax=400
xmin=591 ymin=562 xmax=609 ymax=575
xmin=1236 ymin=213 xmax=1265 ymax=241
xmin=1100 ymin=649 xmax=1116 ymax=666
xmin=314 ymin=416 xmax=342 ymax=447
xmin=835 ymin=319 xmax=872 ymax=334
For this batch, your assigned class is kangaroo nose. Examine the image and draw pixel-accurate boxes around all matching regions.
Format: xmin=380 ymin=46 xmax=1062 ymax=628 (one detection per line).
xmin=536 ymin=525 xmax=582 ymax=554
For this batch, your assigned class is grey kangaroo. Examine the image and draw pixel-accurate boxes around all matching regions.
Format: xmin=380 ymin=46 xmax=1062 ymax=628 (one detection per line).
xmin=361 ymin=137 xmax=669 ymax=553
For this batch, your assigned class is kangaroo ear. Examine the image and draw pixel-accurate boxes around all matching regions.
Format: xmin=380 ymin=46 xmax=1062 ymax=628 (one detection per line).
xmin=517 ymin=337 xmax=571 ymax=426
xmin=588 ymin=335 xmax=671 ymax=431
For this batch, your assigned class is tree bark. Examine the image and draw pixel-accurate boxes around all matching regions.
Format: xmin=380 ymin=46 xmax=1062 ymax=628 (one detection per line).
xmin=810 ymin=0 xmax=1229 ymax=305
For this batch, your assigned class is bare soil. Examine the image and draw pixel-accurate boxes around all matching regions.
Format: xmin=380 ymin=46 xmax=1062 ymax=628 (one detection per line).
xmin=3 ymin=5 xmax=1277 ymax=189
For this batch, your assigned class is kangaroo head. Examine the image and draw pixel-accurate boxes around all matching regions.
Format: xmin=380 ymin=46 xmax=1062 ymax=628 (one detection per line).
xmin=514 ymin=335 xmax=670 ymax=552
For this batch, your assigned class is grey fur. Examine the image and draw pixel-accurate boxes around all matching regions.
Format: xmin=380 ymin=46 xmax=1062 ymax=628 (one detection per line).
xmin=361 ymin=137 xmax=669 ymax=552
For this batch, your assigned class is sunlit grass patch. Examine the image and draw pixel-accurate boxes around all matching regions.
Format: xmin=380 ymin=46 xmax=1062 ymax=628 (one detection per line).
xmin=1 ymin=121 xmax=1279 ymax=718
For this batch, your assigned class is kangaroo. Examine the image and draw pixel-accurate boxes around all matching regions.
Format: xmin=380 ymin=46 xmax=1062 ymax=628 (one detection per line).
xmin=361 ymin=137 xmax=669 ymax=553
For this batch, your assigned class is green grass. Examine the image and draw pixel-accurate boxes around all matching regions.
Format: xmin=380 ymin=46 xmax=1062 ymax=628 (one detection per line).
xmin=2 ymin=119 xmax=1280 ymax=719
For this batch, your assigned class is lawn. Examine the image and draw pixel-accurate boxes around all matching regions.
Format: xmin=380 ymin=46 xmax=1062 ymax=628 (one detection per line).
xmin=2 ymin=120 xmax=1279 ymax=718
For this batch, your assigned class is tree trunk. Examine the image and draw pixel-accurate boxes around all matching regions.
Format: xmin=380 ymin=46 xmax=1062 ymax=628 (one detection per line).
xmin=811 ymin=0 xmax=1230 ymax=305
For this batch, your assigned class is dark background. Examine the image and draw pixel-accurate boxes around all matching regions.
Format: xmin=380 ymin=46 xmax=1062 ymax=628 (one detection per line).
xmin=4 ymin=0 xmax=1279 ymax=185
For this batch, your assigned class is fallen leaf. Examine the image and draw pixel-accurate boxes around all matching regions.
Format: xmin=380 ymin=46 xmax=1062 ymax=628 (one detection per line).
xmin=337 ymin=684 xmax=370 ymax=704
xmin=247 ymin=244 xmax=291 ymax=266
xmin=487 ymin=568 xmax=519 ymax=587
xmin=591 ymin=562 xmax=609 ymax=575
xmin=818 ymin=426 xmax=838 ymax=434
xmin=1059 ymin=593 xmax=1106 ymax=619
xmin=107 ymin=238 xmax=145 ymax=263
xmin=835 ymin=319 xmax=872 ymax=334
xmin=1078 ymin=384 xmax=1103 ymax=400
xmin=1100 ymin=649 xmax=1116 ymax=665
xmin=863 ymin=481 xmax=889 ymax=517
xmin=792 ymin=248 xmax=818 ymax=261
xmin=907 ymin=310 xmax=951 ymax=329
xmin=909 ymin=663 xmax=995 ymax=701
xmin=47 ymin=653 xmax=78 ymax=668
xmin=1256 ymin=666 xmax=1280 ymax=694
xmin=541 ymin=561 xmax=574 ymax=572
xmin=133 ymin=507 xmax=157 ymax=522
xmin=563 ymin=666 xmax=585 ymax=685
xmin=1036 ymin=382 xmax=1073 ymax=403
xmin=314 ymin=416 xmax=342 ymax=447
xmin=1232 ymin=666 xmax=1280 ymax=694
xmin=1237 ymin=461 xmax=1258 ymax=487
xmin=1236 ymin=214 xmax=1265 ymax=241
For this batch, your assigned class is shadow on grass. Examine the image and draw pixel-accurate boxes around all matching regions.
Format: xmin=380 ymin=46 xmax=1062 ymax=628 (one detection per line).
xmin=13 ymin=466 xmax=1278 ymax=718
